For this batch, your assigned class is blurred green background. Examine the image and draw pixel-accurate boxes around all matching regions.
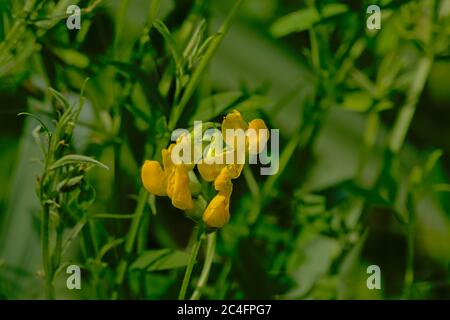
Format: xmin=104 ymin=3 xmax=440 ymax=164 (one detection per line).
xmin=0 ymin=0 xmax=449 ymax=299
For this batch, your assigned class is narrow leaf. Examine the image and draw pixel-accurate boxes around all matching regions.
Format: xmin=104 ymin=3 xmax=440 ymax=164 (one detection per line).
xmin=48 ymin=154 xmax=109 ymax=170
xmin=130 ymin=249 xmax=190 ymax=271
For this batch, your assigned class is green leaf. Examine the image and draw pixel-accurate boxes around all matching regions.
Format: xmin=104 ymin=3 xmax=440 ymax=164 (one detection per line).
xmin=70 ymin=180 xmax=97 ymax=213
xmin=233 ymin=95 xmax=273 ymax=112
xmin=130 ymin=249 xmax=190 ymax=271
xmin=56 ymin=175 xmax=84 ymax=191
xmin=374 ymin=100 xmax=393 ymax=112
xmin=51 ymin=47 xmax=90 ymax=69
xmin=17 ymin=112 xmax=51 ymax=140
xmin=48 ymin=154 xmax=109 ymax=170
xmin=194 ymin=32 xmax=222 ymax=64
xmin=183 ymin=19 xmax=206 ymax=66
xmin=321 ymin=4 xmax=349 ymax=18
xmin=153 ymin=19 xmax=183 ymax=74
xmin=62 ymin=218 xmax=88 ymax=256
xmin=147 ymin=0 xmax=161 ymax=27
xmin=341 ymin=92 xmax=373 ymax=112
xmin=271 ymin=8 xmax=318 ymax=37
xmin=49 ymin=88 xmax=70 ymax=110
xmin=285 ymin=235 xmax=341 ymax=298
xmin=433 ymin=184 xmax=450 ymax=193
xmin=189 ymin=91 xmax=242 ymax=122
xmin=90 ymin=213 xmax=136 ymax=220
xmin=424 ymin=149 xmax=443 ymax=174
xmin=271 ymin=4 xmax=348 ymax=37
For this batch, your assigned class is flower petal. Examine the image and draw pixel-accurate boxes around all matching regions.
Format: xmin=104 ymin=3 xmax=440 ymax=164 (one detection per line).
xmin=167 ymin=166 xmax=194 ymax=211
xmin=202 ymin=192 xmax=230 ymax=228
xmin=141 ymin=160 xmax=167 ymax=196
xmin=227 ymin=163 xmax=244 ymax=179
xmin=222 ymin=110 xmax=249 ymax=132
xmin=222 ymin=110 xmax=248 ymax=151
xmin=214 ymin=167 xmax=233 ymax=193
xmin=162 ymin=144 xmax=175 ymax=171
xmin=247 ymin=119 xmax=269 ymax=155
xmin=198 ymin=161 xmax=225 ymax=182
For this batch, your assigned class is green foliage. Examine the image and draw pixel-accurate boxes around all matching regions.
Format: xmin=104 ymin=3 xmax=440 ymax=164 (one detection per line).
xmin=130 ymin=249 xmax=190 ymax=272
xmin=0 ymin=0 xmax=449 ymax=300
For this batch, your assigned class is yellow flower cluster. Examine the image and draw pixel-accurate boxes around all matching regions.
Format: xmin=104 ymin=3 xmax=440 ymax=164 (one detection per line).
xmin=141 ymin=110 xmax=269 ymax=229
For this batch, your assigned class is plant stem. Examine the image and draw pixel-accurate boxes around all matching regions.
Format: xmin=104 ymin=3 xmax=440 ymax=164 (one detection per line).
xmin=178 ymin=227 xmax=203 ymax=300
xmin=42 ymin=205 xmax=54 ymax=300
xmin=191 ymin=232 xmax=216 ymax=300
xmin=403 ymin=223 xmax=415 ymax=298
xmin=168 ymin=0 xmax=243 ymax=130
xmin=52 ymin=226 xmax=63 ymax=274
xmin=389 ymin=57 xmax=432 ymax=153
xmin=111 ymin=132 xmax=169 ymax=299
xmin=403 ymin=193 xmax=417 ymax=298
xmin=112 ymin=188 xmax=148 ymax=299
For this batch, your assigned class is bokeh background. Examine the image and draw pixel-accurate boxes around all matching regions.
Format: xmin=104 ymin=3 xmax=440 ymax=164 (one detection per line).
xmin=0 ymin=0 xmax=449 ymax=299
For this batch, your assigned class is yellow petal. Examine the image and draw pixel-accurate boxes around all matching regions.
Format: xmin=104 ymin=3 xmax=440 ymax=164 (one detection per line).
xmin=141 ymin=160 xmax=167 ymax=196
xmin=162 ymin=144 xmax=175 ymax=170
xmin=167 ymin=166 xmax=193 ymax=211
xmin=222 ymin=110 xmax=249 ymax=132
xmin=225 ymin=148 xmax=245 ymax=179
xmin=202 ymin=192 xmax=230 ymax=228
xmin=198 ymin=161 xmax=225 ymax=182
xmin=227 ymin=163 xmax=244 ymax=179
xmin=172 ymin=134 xmax=196 ymax=170
xmin=214 ymin=167 xmax=233 ymax=193
xmin=247 ymin=119 xmax=269 ymax=155
xmin=222 ymin=110 xmax=248 ymax=151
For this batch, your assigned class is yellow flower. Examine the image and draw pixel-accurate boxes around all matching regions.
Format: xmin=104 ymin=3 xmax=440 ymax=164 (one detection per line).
xmin=202 ymin=166 xmax=234 ymax=228
xmin=197 ymin=160 xmax=224 ymax=182
xmin=141 ymin=110 xmax=269 ymax=229
xmin=141 ymin=144 xmax=174 ymax=196
xmin=214 ymin=166 xmax=233 ymax=193
xmin=202 ymin=191 xmax=231 ymax=228
xmin=247 ymin=118 xmax=270 ymax=155
xmin=141 ymin=143 xmax=194 ymax=211
xmin=198 ymin=110 xmax=268 ymax=182
xmin=167 ymin=165 xmax=194 ymax=211
xmin=222 ymin=110 xmax=249 ymax=132
xmin=141 ymin=160 xmax=167 ymax=196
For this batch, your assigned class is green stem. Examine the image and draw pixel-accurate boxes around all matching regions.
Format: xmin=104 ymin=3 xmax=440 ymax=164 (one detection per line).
xmin=191 ymin=232 xmax=216 ymax=300
xmin=112 ymin=188 xmax=149 ymax=299
xmin=42 ymin=205 xmax=54 ymax=300
xmin=113 ymin=0 xmax=131 ymax=57
xmin=168 ymin=0 xmax=243 ymax=130
xmin=111 ymin=133 xmax=170 ymax=299
xmin=52 ymin=226 xmax=63 ymax=274
xmin=309 ymin=29 xmax=320 ymax=71
xmin=403 ymin=224 xmax=415 ymax=298
xmin=178 ymin=227 xmax=203 ymax=300
xmin=389 ymin=57 xmax=432 ymax=153
xmin=403 ymin=194 xmax=417 ymax=298
xmin=356 ymin=112 xmax=379 ymax=182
